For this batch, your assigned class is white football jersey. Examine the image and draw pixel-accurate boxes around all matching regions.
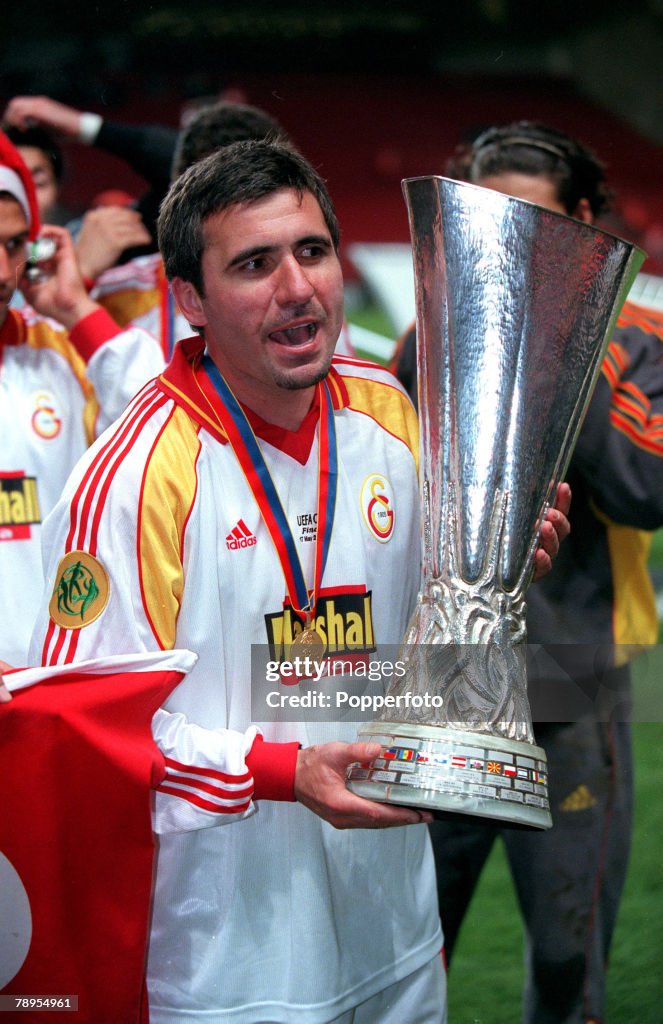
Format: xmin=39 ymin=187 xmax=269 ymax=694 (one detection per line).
xmin=0 ymin=305 xmax=163 ymax=666
xmin=31 ymin=338 xmax=441 ymax=1023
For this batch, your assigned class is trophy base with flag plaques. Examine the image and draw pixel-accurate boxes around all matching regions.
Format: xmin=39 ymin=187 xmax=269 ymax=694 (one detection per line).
xmin=347 ymin=722 xmax=550 ymax=829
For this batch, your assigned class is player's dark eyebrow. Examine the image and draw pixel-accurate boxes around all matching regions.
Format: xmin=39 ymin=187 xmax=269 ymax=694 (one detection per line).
xmin=226 ymin=244 xmax=275 ymax=269
xmin=226 ymin=234 xmax=332 ymax=270
xmin=295 ymin=234 xmax=333 ymax=251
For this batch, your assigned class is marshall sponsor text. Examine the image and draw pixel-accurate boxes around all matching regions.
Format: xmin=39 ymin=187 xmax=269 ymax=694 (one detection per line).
xmin=0 ymin=474 xmax=41 ymax=541
xmin=265 ymin=588 xmax=376 ymax=662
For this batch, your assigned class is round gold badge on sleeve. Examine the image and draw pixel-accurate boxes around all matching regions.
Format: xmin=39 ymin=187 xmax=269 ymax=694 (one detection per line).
xmin=48 ymin=550 xmax=110 ymax=629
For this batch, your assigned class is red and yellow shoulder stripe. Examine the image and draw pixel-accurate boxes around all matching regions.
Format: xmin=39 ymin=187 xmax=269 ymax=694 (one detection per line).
xmin=331 ymin=356 xmax=419 ymax=465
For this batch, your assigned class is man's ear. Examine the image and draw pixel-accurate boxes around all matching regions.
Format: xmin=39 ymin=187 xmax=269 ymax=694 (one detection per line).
xmin=171 ymin=277 xmax=207 ymax=327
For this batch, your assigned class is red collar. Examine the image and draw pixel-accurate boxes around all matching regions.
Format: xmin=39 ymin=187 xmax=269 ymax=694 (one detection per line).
xmin=0 ymin=309 xmax=25 ymax=348
xmin=158 ymin=336 xmax=349 ymax=465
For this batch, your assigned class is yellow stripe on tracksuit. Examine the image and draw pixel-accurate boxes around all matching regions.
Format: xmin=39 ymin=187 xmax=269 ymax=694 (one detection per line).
xmin=97 ymin=286 xmax=161 ymax=329
xmin=138 ymin=406 xmax=201 ymax=649
xmin=590 ymin=500 xmax=658 ymax=660
xmin=24 ymin=316 xmax=99 ymax=444
xmin=341 ymin=373 xmax=420 ymax=475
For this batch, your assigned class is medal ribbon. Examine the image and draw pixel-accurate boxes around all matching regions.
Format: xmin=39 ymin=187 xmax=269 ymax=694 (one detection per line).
xmin=201 ymin=354 xmax=337 ymax=619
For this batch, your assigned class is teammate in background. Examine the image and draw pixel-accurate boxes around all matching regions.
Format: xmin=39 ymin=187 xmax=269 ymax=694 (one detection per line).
xmin=0 ymin=131 xmax=163 ymax=668
xmin=25 ymin=140 xmax=569 ymax=1022
xmin=3 ymin=93 xmax=178 ymax=259
xmin=3 ymin=90 xmax=251 ymax=243
xmin=3 ymin=105 xmax=156 ymax=293
xmin=392 ymin=121 xmax=663 ymax=1024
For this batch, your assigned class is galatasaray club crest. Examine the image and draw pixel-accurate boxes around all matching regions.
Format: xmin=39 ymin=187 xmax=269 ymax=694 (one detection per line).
xmin=48 ymin=551 xmax=110 ymax=628
xmin=360 ymin=473 xmax=395 ymax=543
xmin=30 ymin=391 xmax=62 ymax=440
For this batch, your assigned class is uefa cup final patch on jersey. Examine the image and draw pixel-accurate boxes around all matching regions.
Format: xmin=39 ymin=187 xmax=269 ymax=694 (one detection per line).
xmin=48 ymin=551 xmax=110 ymax=629
xmin=360 ymin=473 xmax=395 ymax=543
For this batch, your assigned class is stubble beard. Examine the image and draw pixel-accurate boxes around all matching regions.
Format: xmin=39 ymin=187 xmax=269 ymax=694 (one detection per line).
xmin=272 ymin=364 xmax=331 ymax=391
xmin=270 ymin=348 xmax=335 ymax=392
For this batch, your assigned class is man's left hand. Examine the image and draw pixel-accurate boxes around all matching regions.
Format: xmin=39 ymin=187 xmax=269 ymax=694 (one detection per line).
xmin=532 ymin=482 xmax=571 ymax=582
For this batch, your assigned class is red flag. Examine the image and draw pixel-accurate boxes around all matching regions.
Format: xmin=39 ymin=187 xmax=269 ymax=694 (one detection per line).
xmin=0 ymin=652 xmax=195 ymax=1024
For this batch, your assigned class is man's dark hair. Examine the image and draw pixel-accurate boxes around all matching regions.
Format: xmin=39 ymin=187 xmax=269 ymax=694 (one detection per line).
xmin=158 ymin=139 xmax=341 ymax=294
xmin=171 ymin=101 xmax=288 ymax=180
xmin=3 ymin=125 xmax=64 ymax=183
xmin=447 ymin=120 xmax=612 ymax=219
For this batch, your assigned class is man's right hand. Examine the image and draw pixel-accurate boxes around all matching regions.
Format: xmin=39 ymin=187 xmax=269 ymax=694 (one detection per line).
xmin=20 ymin=225 xmax=99 ymax=331
xmin=3 ymin=96 xmax=85 ymax=139
xmin=294 ymin=741 xmax=432 ymax=829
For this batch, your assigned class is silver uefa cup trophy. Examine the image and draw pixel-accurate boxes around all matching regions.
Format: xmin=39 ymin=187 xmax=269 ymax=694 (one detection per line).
xmin=347 ymin=177 xmax=644 ymax=828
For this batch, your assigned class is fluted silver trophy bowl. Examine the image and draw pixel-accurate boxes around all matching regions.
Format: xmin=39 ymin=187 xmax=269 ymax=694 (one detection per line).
xmin=347 ymin=176 xmax=645 ymax=828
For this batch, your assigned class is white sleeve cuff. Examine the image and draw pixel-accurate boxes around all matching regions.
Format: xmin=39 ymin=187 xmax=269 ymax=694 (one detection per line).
xmin=152 ymin=708 xmax=260 ymax=834
xmin=78 ymin=112 xmax=103 ymax=144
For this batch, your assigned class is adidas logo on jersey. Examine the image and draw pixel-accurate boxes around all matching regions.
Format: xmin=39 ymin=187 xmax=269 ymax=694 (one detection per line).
xmin=226 ymin=519 xmax=257 ymax=550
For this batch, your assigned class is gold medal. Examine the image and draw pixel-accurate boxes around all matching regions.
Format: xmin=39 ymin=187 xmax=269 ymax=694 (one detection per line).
xmin=291 ymin=623 xmax=327 ymax=659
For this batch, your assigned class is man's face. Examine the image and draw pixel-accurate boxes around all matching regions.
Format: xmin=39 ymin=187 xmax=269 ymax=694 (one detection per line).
xmin=18 ymin=146 xmax=58 ymax=220
xmin=174 ymin=187 xmax=345 ymax=419
xmin=0 ymin=197 xmax=29 ymax=328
